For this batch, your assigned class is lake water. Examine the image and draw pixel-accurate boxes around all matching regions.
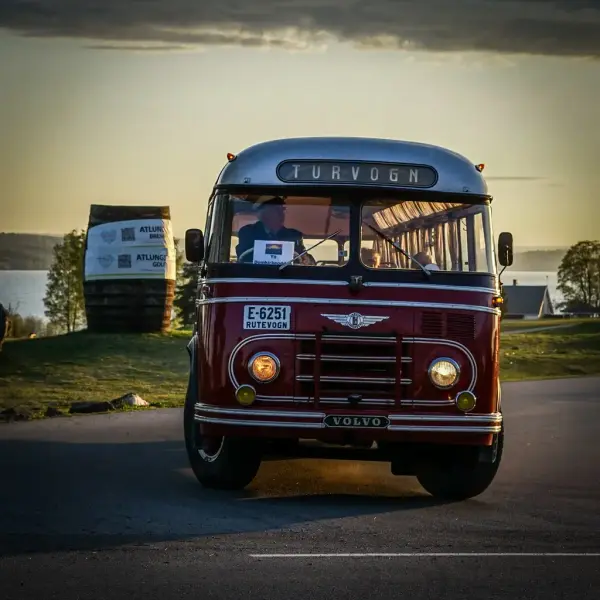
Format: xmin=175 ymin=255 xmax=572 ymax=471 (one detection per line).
xmin=0 ymin=269 xmax=562 ymax=320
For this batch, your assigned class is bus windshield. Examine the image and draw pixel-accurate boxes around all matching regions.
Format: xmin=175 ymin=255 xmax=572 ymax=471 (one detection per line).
xmin=206 ymin=192 xmax=496 ymax=274
xmin=361 ymin=198 xmax=495 ymax=273
xmin=207 ymin=193 xmax=351 ymax=267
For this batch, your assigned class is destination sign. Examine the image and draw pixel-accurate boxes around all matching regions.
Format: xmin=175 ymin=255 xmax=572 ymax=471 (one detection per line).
xmin=277 ymin=160 xmax=437 ymax=187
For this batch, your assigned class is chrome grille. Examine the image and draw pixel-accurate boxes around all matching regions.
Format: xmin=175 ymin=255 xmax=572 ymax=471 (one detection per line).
xmin=295 ymin=334 xmax=412 ymax=406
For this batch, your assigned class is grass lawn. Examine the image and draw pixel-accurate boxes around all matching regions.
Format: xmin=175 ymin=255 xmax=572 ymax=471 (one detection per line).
xmin=0 ymin=329 xmax=191 ymax=418
xmin=499 ymin=320 xmax=600 ymax=381
xmin=1 ymin=321 xmax=598 ymax=419
xmin=500 ymin=317 xmax=593 ymax=332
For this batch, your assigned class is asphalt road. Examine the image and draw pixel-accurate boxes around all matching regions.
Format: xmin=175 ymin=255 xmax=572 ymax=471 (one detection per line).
xmin=1 ymin=377 xmax=599 ymax=600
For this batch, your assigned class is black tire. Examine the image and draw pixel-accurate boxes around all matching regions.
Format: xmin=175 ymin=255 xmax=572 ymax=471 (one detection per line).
xmin=183 ymin=378 xmax=262 ymax=491
xmin=416 ymin=419 xmax=504 ymax=501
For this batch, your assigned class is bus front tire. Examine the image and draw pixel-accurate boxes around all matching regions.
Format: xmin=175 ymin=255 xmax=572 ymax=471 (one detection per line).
xmin=188 ymin=433 xmax=262 ymax=491
xmin=183 ymin=393 xmax=262 ymax=491
xmin=415 ymin=423 xmax=504 ymax=501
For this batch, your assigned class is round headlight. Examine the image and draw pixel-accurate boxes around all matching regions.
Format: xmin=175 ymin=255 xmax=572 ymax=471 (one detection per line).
xmin=248 ymin=352 xmax=280 ymax=383
xmin=428 ymin=357 xmax=460 ymax=389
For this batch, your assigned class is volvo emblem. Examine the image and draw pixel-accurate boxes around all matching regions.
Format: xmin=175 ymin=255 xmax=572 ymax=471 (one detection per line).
xmin=321 ymin=312 xmax=389 ymax=329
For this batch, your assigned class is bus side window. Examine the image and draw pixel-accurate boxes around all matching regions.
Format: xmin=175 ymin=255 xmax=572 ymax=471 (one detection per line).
xmin=457 ymin=217 xmax=470 ymax=271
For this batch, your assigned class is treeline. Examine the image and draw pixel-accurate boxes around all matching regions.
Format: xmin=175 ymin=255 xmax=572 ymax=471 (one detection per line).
xmin=0 ymin=303 xmax=61 ymax=341
xmin=0 ymin=233 xmax=62 ymax=270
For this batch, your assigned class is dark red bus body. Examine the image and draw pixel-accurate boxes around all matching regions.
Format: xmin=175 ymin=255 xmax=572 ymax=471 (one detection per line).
xmin=193 ymin=280 xmax=501 ymax=447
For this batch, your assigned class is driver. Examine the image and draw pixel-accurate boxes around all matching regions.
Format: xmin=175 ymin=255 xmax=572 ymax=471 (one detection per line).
xmin=236 ymin=197 xmax=306 ymax=261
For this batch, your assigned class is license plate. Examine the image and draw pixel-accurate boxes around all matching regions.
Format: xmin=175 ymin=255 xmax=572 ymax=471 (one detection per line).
xmin=323 ymin=415 xmax=390 ymax=428
xmin=243 ymin=305 xmax=291 ymax=330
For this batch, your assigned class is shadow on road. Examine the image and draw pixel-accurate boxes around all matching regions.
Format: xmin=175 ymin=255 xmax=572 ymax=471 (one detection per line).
xmin=0 ymin=436 xmax=461 ymax=557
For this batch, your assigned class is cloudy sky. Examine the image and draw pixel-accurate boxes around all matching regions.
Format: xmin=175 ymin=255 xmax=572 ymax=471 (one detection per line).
xmin=1 ymin=0 xmax=599 ymax=246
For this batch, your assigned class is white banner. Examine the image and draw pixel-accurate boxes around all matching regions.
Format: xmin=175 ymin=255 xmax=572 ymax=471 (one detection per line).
xmin=85 ymin=244 xmax=176 ymax=281
xmin=252 ymin=240 xmax=295 ymax=265
xmin=86 ymin=219 xmax=174 ymax=248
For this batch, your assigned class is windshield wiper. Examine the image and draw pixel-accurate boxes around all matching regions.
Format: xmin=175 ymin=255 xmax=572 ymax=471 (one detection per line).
xmin=363 ymin=222 xmax=431 ymax=278
xmin=279 ymin=229 xmax=342 ymax=271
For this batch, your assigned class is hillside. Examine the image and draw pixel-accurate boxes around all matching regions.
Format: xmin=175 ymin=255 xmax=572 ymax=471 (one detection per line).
xmin=511 ymin=249 xmax=566 ymax=272
xmin=0 ymin=233 xmax=62 ymax=270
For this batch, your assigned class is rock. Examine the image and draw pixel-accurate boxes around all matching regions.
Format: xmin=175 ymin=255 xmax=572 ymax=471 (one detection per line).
xmin=111 ymin=393 xmax=149 ymax=408
xmin=69 ymin=401 xmax=114 ymax=414
xmin=44 ymin=406 xmax=64 ymax=418
xmin=67 ymin=394 xmax=149 ymax=415
xmin=0 ymin=407 xmax=33 ymax=422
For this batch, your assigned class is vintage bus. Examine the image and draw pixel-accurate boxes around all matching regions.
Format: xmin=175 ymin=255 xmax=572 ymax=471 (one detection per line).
xmin=183 ymin=137 xmax=514 ymax=500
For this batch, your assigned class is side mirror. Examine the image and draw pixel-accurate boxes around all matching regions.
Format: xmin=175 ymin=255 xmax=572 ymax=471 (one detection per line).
xmin=497 ymin=232 xmax=513 ymax=267
xmin=185 ymin=228 xmax=204 ymax=263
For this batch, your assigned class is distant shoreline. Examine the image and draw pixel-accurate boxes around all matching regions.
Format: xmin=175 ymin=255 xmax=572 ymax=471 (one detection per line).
xmin=1 ymin=232 xmax=567 ymax=272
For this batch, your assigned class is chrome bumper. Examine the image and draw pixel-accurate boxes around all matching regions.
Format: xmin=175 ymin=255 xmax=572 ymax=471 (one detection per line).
xmin=194 ymin=403 xmax=502 ymax=434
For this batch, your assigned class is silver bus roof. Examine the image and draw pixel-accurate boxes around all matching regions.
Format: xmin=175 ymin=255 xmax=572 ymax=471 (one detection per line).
xmin=216 ymin=136 xmax=489 ymax=197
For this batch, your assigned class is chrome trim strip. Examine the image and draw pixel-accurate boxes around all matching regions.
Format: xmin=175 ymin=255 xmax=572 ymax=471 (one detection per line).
xmin=297 ymin=354 xmax=412 ymax=363
xmin=296 ymin=375 xmax=411 ymax=385
xmin=228 ymin=333 xmax=477 ymax=400
xmin=387 ymin=425 xmax=501 ymax=433
xmin=253 ymin=397 xmax=454 ymax=406
xmin=388 ymin=413 xmax=502 ymax=423
xmin=195 ymin=415 xmax=324 ymax=429
xmin=256 ymin=396 xmax=393 ymax=404
xmin=194 ymin=403 xmax=324 ymax=419
xmin=198 ymin=296 xmax=500 ymax=315
xmin=412 ymin=399 xmax=455 ymax=405
xmin=321 ymin=335 xmax=395 ymax=342
xmin=200 ymin=278 xmax=498 ymax=295
xmin=364 ymin=282 xmax=498 ymax=294
xmin=204 ymin=278 xmax=345 ymax=287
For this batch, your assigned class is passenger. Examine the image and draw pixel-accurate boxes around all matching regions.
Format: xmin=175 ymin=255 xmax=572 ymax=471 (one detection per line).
xmin=361 ymin=248 xmax=378 ymax=268
xmin=236 ymin=197 xmax=306 ymax=261
xmin=412 ymin=251 xmax=440 ymax=271
xmin=300 ymin=253 xmax=316 ymax=266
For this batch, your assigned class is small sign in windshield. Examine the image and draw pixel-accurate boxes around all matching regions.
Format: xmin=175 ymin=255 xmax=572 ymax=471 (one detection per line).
xmin=277 ymin=160 xmax=437 ymax=187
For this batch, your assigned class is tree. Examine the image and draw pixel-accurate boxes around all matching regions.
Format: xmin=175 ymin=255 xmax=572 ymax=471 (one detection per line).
xmin=557 ymin=240 xmax=600 ymax=313
xmin=173 ymin=261 xmax=199 ymax=327
xmin=499 ymin=282 xmax=509 ymax=319
xmin=0 ymin=303 xmax=8 ymax=350
xmin=43 ymin=230 xmax=87 ymax=333
xmin=170 ymin=238 xmax=197 ymax=328
xmin=173 ymin=237 xmax=185 ymax=280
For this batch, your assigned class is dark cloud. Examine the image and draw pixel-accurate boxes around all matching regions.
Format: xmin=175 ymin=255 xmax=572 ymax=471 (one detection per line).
xmin=85 ymin=44 xmax=195 ymax=52
xmin=1 ymin=1 xmax=599 ymax=57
